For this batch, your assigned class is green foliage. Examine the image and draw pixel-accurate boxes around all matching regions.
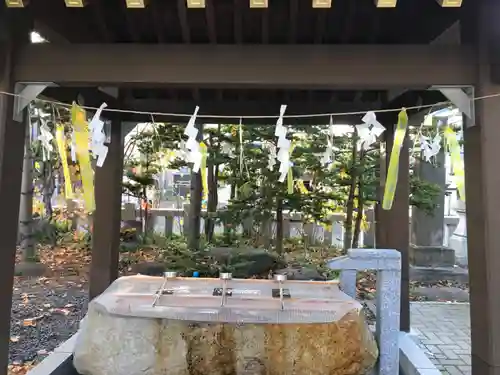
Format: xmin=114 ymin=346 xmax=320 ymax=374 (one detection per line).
xmin=409 ymin=176 xmax=442 ymax=216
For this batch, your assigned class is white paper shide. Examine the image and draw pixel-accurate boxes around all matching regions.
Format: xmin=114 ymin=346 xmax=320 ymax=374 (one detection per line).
xmin=183 ymin=106 xmax=202 ymax=173
xmin=89 ymin=103 xmax=109 ymax=167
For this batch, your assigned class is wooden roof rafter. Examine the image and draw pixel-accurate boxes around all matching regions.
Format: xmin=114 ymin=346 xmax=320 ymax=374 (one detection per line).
xmin=3 ymin=0 xmax=464 ymax=8
xmin=234 ymin=0 xmax=243 ymax=44
xmin=288 ymin=0 xmax=299 ymax=44
xmin=177 ymin=0 xmax=191 ymax=43
xmin=11 ymin=0 xmax=463 ymax=45
xmin=204 ymin=0 xmax=216 ymax=43
xmin=150 ymin=0 xmax=166 ymax=43
xmin=90 ymin=0 xmax=113 ymax=42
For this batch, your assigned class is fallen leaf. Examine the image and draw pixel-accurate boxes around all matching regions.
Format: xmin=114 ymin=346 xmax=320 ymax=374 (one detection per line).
xmin=50 ymin=308 xmax=70 ymax=316
xmin=22 ymin=314 xmax=45 ymax=326
xmin=22 ymin=319 xmax=36 ymax=327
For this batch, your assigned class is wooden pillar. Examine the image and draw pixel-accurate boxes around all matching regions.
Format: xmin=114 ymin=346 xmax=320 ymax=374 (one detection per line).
xmin=0 ymin=16 xmax=29 ymax=375
xmin=377 ymin=123 xmax=410 ymax=332
xmin=89 ymin=118 xmax=124 ymax=300
xmin=462 ymin=1 xmax=500 ymax=373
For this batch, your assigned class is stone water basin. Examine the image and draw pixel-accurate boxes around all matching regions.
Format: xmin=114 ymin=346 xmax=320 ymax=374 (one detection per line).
xmin=73 ymin=274 xmax=378 ymax=375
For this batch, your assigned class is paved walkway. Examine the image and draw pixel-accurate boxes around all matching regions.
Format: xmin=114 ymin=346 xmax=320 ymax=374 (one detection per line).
xmin=410 ymin=302 xmax=471 ymax=375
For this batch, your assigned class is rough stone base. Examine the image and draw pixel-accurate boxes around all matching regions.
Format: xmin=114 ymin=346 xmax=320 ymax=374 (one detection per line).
xmin=409 ymin=246 xmax=455 ymax=268
xmin=410 ymin=266 xmax=468 ymax=283
xmin=15 ymin=262 xmax=48 ymax=277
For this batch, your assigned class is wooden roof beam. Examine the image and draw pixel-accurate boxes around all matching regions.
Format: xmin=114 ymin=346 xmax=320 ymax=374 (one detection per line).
xmin=15 ymin=44 xmax=475 ymax=88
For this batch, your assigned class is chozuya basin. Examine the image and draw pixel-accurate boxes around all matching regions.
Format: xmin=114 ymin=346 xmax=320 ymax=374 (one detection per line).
xmin=73 ymin=274 xmax=378 ymax=375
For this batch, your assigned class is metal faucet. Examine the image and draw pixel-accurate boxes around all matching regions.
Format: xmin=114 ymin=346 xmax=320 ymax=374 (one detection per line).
xmin=152 ymin=271 xmax=177 ymax=307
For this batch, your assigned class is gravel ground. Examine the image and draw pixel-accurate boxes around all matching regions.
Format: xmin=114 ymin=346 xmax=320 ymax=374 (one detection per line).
xmin=9 ymin=276 xmax=88 ymax=366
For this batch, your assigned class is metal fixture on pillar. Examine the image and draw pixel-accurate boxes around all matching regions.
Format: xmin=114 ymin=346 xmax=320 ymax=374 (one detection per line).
xmin=374 ymin=0 xmax=396 ymax=7
xmin=436 ymin=0 xmax=462 ymax=7
xmin=125 ymin=0 xmax=147 ymax=7
xmin=250 ymin=0 xmax=267 ymax=8
xmin=64 ymin=0 xmax=86 ymax=7
xmin=186 ymin=0 xmax=205 ymax=8
xmin=312 ymin=0 xmax=331 ymax=8
xmin=4 ymin=0 xmax=28 ymax=7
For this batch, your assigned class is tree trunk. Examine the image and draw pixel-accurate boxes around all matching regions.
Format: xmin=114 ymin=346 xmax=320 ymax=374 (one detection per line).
xmin=343 ymin=136 xmax=358 ymax=251
xmin=142 ymin=187 xmax=149 ymax=234
xmin=352 ymin=150 xmax=366 ymax=248
xmin=205 ymin=163 xmax=218 ymax=242
xmin=42 ymin=161 xmax=54 ymax=219
xmin=188 ymin=123 xmax=203 ymax=251
xmin=275 ymin=197 xmax=284 ymax=254
xmin=258 ymin=182 xmax=273 ymax=248
xmin=19 ymin=114 xmax=36 ymax=261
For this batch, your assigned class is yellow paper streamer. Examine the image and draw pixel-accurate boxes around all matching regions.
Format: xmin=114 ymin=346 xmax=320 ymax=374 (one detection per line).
xmin=55 ymin=124 xmax=73 ymax=199
xmin=71 ymin=102 xmax=95 ymax=212
xmin=296 ymin=179 xmax=309 ymax=195
xmin=444 ymin=126 xmax=466 ymax=201
xmin=287 ymin=143 xmax=296 ymax=194
xmin=200 ymin=142 xmax=208 ymax=200
xmin=382 ymin=109 xmax=408 ymax=210
xmin=33 ymin=198 xmax=45 ymax=216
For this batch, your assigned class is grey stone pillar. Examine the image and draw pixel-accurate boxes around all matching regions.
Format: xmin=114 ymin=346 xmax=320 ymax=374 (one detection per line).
xmin=328 ymin=249 xmax=401 ymax=375
xmin=411 ymin=148 xmax=446 ymax=247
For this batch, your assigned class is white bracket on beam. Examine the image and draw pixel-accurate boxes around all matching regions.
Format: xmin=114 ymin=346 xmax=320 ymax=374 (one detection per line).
xmin=13 ymin=83 xmax=53 ymax=121
xmin=431 ymin=86 xmax=474 ymax=126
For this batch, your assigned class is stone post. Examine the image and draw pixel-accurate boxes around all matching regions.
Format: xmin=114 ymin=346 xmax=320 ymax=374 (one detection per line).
xmin=364 ymin=208 xmax=375 ymax=247
xmin=328 ymin=249 xmax=401 ymax=375
xmin=449 ymin=199 xmax=467 ymax=267
xmin=164 ymin=215 xmax=174 ymax=237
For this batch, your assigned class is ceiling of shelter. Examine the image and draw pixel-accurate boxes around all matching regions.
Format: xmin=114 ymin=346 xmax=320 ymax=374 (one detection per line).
xmin=8 ymin=0 xmax=461 ymax=45
xmin=2 ymin=0 xmax=457 ymax=123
